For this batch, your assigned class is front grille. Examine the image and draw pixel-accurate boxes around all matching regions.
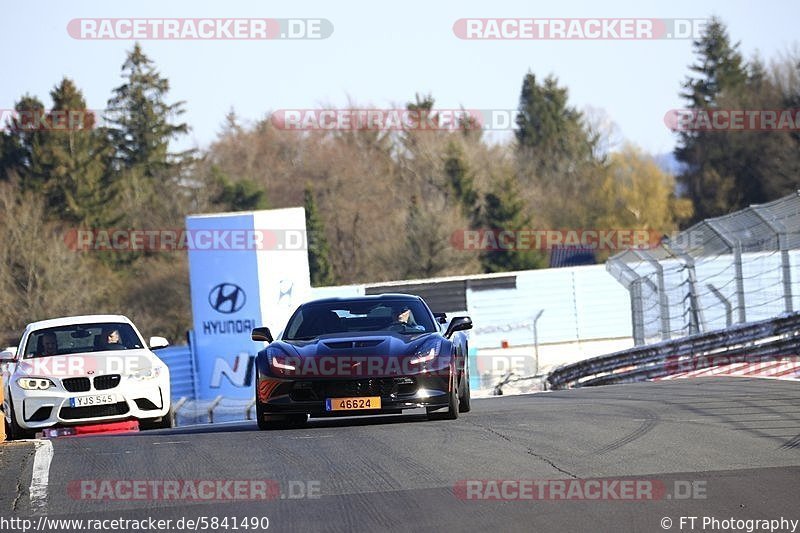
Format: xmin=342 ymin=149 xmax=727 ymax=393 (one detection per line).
xmin=62 ymin=377 xmax=91 ymax=392
xmin=290 ymin=378 xmax=417 ymax=401
xmin=59 ymin=402 xmax=129 ymax=420
xmin=94 ymin=374 xmax=121 ymax=390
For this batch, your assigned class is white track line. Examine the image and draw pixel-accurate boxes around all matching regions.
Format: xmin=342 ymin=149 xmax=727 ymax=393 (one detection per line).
xmin=30 ymin=439 xmax=53 ymax=514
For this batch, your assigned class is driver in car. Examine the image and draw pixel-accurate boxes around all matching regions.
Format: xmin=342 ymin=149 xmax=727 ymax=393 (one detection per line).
xmin=390 ymin=306 xmax=426 ymax=332
xmin=102 ymin=328 xmax=126 ymax=350
xmin=40 ymin=332 xmax=58 ymax=356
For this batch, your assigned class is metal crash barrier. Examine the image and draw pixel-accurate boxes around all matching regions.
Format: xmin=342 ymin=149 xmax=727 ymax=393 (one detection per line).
xmin=547 ymin=312 xmax=800 ymax=389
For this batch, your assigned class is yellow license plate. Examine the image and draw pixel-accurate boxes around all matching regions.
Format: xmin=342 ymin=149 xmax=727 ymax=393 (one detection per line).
xmin=325 ymin=396 xmax=382 ymax=411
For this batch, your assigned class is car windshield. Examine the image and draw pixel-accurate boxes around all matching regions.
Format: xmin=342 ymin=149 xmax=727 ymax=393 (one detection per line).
xmin=283 ymin=299 xmax=437 ymax=340
xmin=23 ymin=322 xmax=144 ymax=358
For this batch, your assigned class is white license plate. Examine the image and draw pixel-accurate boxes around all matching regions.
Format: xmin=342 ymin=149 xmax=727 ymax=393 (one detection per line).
xmin=69 ymin=394 xmax=116 ymax=408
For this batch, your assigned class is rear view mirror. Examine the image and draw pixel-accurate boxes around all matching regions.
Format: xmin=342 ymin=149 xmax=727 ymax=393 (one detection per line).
xmin=251 ymin=327 xmax=274 ymax=343
xmin=445 ymin=316 xmax=473 ymax=338
xmin=149 ymin=336 xmax=169 ymax=349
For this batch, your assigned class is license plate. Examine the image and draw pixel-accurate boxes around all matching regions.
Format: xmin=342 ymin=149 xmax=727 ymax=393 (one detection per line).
xmin=325 ymin=396 xmax=381 ymax=411
xmin=69 ymin=394 xmax=116 ymax=408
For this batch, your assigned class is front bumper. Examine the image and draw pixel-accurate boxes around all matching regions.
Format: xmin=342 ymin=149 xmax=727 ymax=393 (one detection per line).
xmin=256 ymin=373 xmax=453 ymax=416
xmin=9 ymin=373 xmax=171 ymax=431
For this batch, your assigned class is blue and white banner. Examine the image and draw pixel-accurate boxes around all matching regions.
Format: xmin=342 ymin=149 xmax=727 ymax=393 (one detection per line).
xmin=187 ymin=208 xmax=310 ymax=399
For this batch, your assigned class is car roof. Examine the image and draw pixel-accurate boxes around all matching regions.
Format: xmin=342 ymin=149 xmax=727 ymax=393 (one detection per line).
xmin=302 ymin=293 xmax=423 ymax=305
xmin=25 ymin=315 xmax=134 ymax=332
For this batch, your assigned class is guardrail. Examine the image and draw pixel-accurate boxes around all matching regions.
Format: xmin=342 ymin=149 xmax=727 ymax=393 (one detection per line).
xmin=171 ymin=397 xmax=258 ymax=426
xmin=546 ymin=312 xmax=800 ymax=389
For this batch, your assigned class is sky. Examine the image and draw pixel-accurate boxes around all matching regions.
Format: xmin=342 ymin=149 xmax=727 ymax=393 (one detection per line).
xmin=2 ymin=0 xmax=798 ymax=157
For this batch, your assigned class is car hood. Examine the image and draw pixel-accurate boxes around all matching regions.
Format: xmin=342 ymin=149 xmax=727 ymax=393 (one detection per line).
xmin=273 ymin=332 xmax=439 ymax=358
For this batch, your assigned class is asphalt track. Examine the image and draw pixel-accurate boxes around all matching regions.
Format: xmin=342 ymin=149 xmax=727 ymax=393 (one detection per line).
xmin=2 ymin=377 xmax=799 ymax=532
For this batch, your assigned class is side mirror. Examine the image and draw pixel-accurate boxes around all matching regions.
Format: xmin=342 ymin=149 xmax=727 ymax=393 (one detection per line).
xmin=251 ymin=327 xmax=274 ymax=343
xmin=0 ymin=349 xmax=16 ymax=363
xmin=444 ymin=316 xmax=472 ymax=338
xmin=149 ymin=336 xmax=169 ymax=350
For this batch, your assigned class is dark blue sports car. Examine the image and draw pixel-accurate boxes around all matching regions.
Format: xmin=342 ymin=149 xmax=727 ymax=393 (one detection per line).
xmin=251 ymin=294 xmax=473 ymax=429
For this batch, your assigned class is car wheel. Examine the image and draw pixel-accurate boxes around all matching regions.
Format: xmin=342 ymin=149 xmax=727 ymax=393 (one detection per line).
xmin=428 ymin=372 xmax=459 ymax=421
xmin=458 ymin=369 xmax=471 ymax=413
xmin=139 ymin=415 xmax=173 ymax=430
xmin=256 ymin=400 xmax=272 ymax=430
xmin=256 ymin=401 xmax=306 ymax=430
xmin=7 ymin=398 xmax=35 ymax=440
xmin=286 ymin=414 xmax=308 ymax=428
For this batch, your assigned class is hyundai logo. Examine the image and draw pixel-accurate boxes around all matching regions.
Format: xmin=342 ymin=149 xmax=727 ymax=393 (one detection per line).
xmin=209 ymin=283 xmax=246 ymax=314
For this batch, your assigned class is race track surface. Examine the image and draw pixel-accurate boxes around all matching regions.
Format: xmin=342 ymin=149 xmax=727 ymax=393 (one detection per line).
xmin=2 ymin=377 xmax=799 ymax=532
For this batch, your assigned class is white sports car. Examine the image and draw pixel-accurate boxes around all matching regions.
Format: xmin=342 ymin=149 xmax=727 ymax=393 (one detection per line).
xmin=1 ymin=314 xmax=172 ymax=439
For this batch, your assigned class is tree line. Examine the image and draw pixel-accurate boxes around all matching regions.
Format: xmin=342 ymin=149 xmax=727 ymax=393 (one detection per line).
xmin=0 ymin=17 xmax=796 ymax=343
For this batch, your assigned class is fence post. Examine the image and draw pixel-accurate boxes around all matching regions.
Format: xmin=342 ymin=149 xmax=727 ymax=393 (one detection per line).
xmin=607 ymin=258 xmax=646 ymax=345
xmin=779 ymin=232 xmax=794 ymax=313
xmin=749 ymin=207 xmax=792 ymax=314
xmin=733 ymin=242 xmax=747 ymax=323
xmin=207 ymin=395 xmax=223 ymax=424
xmin=634 ymin=250 xmax=671 ymax=341
xmin=171 ymin=397 xmax=187 ymax=428
xmin=532 ymin=310 xmax=543 ymax=376
xmin=707 ymin=284 xmax=733 ymax=327
xmin=630 ymin=279 xmax=645 ymax=345
xmin=663 ymin=240 xmax=705 ymax=334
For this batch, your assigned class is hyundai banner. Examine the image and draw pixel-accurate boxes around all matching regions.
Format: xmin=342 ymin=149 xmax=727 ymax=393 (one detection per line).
xmin=187 ymin=208 xmax=311 ymax=399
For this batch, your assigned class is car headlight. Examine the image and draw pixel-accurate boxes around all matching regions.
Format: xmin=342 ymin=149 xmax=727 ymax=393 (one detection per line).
xmin=267 ymin=348 xmax=298 ymax=372
xmin=131 ymin=366 xmax=162 ymax=380
xmin=410 ymin=339 xmax=442 ymax=365
xmin=17 ymin=378 xmax=55 ymax=390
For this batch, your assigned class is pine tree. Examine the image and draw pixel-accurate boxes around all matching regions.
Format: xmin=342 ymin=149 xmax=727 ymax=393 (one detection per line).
xmin=104 ymin=44 xmax=195 ymax=230
xmin=514 ymin=72 xmax=596 ymax=178
xmin=675 ymin=17 xmax=750 ymax=222
xmin=480 ymin=176 xmax=546 ymax=273
xmin=0 ymin=96 xmax=47 ymax=184
xmin=39 ymin=78 xmax=114 ymax=225
xmin=105 ymin=43 xmax=193 ymax=177
xmin=304 ymin=186 xmax=335 ymax=286
xmin=443 ymin=141 xmax=478 ymax=224
xmin=211 ymin=166 xmax=267 ymax=212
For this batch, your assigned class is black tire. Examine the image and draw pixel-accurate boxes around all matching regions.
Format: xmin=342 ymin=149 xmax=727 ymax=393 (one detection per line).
xmin=256 ymin=402 xmax=307 ymax=430
xmin=7 ymin=398 xmax=35 ymax=440
xmin=458 ymin=368 xmax=471 ymax=413
xmin=427 ymin=372 xmax=459 ymax=421
xmin=256 ymin=400 xmax=273 ymax=430
xmin=139 ymin=415 xmax=173 ymax=430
